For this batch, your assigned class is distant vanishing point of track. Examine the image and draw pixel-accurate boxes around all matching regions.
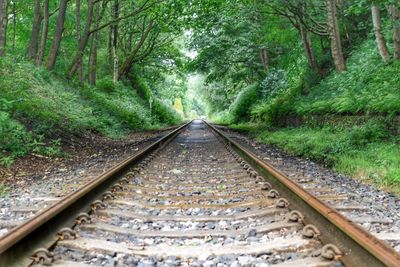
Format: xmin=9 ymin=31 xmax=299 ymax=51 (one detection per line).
xmin=0 ymin=120 xmax=400 ymax=267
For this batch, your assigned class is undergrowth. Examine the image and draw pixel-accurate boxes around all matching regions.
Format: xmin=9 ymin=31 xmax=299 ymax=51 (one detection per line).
xmin=251 ymin=122 xmax=400 ymax=193
xmin=251 ymin=38 xmax=400 ymax=123
xmin=0 ymin=58 xmax=181 ymax=166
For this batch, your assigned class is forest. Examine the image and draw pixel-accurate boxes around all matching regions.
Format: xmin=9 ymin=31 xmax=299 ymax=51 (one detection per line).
xmin=0 ymin=0 xmax=400 ymax=193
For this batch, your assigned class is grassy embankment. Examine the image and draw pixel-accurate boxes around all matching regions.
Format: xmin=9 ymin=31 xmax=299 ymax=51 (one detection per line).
xmin=0 ymin=57 xmax=182 ymax=170
xmin=222 ymin=38 xmax=400 ymax=193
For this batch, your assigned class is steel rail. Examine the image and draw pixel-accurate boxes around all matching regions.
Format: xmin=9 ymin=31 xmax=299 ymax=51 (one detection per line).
xmin=0 ymin=121 xmax=191 ymax=267
xmin=205 ymin=121 xmax=400 ymax=267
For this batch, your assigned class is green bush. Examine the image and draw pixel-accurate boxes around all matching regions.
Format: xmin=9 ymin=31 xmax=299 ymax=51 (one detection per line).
xmin=0 ymin=110 xmax=62 ymax=166
xmin=229 ymin=83 xmax=259 ymax=123
xmin=131 ymin=77 xmax=181 ymax=126
xmin=96 ymin=78 xmax=117 ymax=93
xmin=259 ymin=121 xmax=390 ymax=164
xmin=0 ymin=111 xmax=30 ymax=157
xmin=249 ymin=37 xmax=400 ymax=126
xmin=257 ymin=122 xmax=400 ymax=192
xmin=260 ymin=69 xmax=287 ymax=99
xmin=0 ymin=57 xmax=181 ymax=166
xmin=294 ymin=39 xmax=400 ymax=115
xmin=209 ymin=110 xmax=233 ymax=124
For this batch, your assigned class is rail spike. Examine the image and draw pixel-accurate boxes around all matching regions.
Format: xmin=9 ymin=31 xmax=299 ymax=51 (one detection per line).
xmin=119 ymin=177 xmax=129 ymax=184
xmin=75 ymin=212 xmax=92 ymax=225
xmin=31 ymin=248 xmax=54 ymax=266
xmin=125 ymin=171 xmax=135 ymax=177
xmin=102 ymin=191 xmax=116 ymax=201
xmin=255 ymin=176 xmax=264 ymax=182
xmin=267 ymin=189 xmax=279 ymax=198
xmin=111 ymin=183 xmax=125 ymax=192
xmin=259 ymin=182 xmax=272 ymax=191
xmin=91 ymin=200 xmax=107 ymax=212
xmin=286 ymin=210 xmax=304 ymax=223
xmin=321 ymin=244 xmax=342 ymax=260
xmin=275 ymin=198 xmax=290 ymax=208
xmin=132 ymin=167 xmax=141 ymax=174
xmin=302 ymin=224 xmax=321 ymax=239
xmin=249 ymin=171 xmax=258 ymax=178
xmin=58 ymin=227 xmax=77 ymax=240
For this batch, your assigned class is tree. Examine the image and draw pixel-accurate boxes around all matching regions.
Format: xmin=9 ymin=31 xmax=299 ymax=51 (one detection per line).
xmin=67 ymin=0 xmax=159 ymax=79
xmin=88 ymin=3 xmax=100 ymax=85
xmin=372 ymin=4 xmax=390 ymax=63
xmin=326 ymin=0 xmax=345 ymax=72
xmin=0 ymin=0 xmax=8 ymax=56
xmin=387 ymin=4 xmax=400 ymax=60
xmin=35 ymin=0 xmax=49 ymax=66
xmin=46 ymin=0 xmax=68 ymax=70
xmin=118 ymin=18 xmax=156 ymax=78
xmin=68 ymin=0 xmax=95 ymax=79
xmin=76 ymin=0 xmax=84 ymax=82
xmin=265 ymin=0 xmax=322 ymax=73
xmin=111 ymin=0 xmax=119 ymax=82
xmin=299 ymin=24 xmax=319 ymax=72
xmin=27 ymin=0 xmax=42 ymax=59
xmin=259 ymin=48 xmax=269 ymax=71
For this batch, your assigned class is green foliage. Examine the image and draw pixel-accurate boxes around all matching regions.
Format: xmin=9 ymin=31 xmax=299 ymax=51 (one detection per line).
xmin=294 ymin=39 xmax=400 ymax=115
xmin=260 ymin=121 xmax=390 ymax=163
xmin=131 ymin=76 xmax=182 ymax=126
xmin=209 ymin=110 xmax=233 ymax=124
xmin=96 ymin=78 xmax=117 ymax=93
xmin=0 ymin=110 xmax=62 ymax=166
xmin=260 ymin=69 xmax=287 ymax=99
xmin=256 ymin=122 xmax=400 ymax=192
xmin=0 ymin=58 xmax=181 ymax=166
xmin=229 ymin=84 xmax=259 ymax=123
xmin=0 ymin=183 xmax=8 ymax=196
xmin=0 ymin=111 xmax=30 ymax=164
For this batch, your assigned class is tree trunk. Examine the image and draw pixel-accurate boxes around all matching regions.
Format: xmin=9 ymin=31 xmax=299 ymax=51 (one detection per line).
xmin=326 ymin=0 xmax=345 ymax=72
xmin=36 ymin=0 xmax=49 ymax=66
xmin=88 ymin=34 xmax=98 ymax=85
xmin=46 ymin=0 xmax=68 ymax=70
xmin=372 ymin=5 xmax=391 ymax=63
xmin=387 ymin=4 xmax=400 ymax=60
xmin=119 ymin=20 xmax=154 ymax=78
xmin=11 ymin=0 xmax=15 ymax=50
xmin=76 ymin=0 xmax=84 ymax=82
xmin=88 ymin=4 xmax=100 ymax=85
xmin=259 ymin=48 xmax=269 ymax=71
xmin=68 ymin=0 xmax=95 ymax=79
xmin=0 ymin=0 xmax=8 ymax=56
xmin=28 ymin=0 xmax=42 ymax=59
xmin=107 ymin=26 xmax=112 ymax=68
xmin=299 ymin=24 xmax=320 ymax=73
xmin=112 ymin=0 xmax=119 ymax=83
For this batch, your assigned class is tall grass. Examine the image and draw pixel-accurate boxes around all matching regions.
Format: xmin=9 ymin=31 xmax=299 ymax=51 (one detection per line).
xmin=0 ymin=58 xmax=181 ymax=166
xmin=256 ymin=122 xmax=400 ymax=193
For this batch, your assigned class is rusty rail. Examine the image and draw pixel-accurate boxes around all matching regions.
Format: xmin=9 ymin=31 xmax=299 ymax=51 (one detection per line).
xmin=205 ymin=120 xmax=400 ymax=267
xmin=0 ymin=121 xmax=191 ymax=267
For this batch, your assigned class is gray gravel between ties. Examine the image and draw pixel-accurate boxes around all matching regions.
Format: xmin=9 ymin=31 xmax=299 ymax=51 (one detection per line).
xmin=0 ymin=132 xmax=169 ymax=237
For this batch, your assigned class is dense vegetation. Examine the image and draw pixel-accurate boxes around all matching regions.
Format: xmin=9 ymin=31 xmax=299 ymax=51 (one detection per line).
xmin=0 ymin=0 xmax=399 ymax=192
xmin=0 ymin=0 xmax=187 ymax=166
xmin=185 ymin=1 xmax=400 ymax=192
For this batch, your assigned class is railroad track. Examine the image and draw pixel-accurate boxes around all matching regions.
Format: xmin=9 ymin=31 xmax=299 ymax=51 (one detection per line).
xmin=0 ymin=120 xmax=399 ymax=267
xmin=215 ymin=126 xmax=400 ymax=252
